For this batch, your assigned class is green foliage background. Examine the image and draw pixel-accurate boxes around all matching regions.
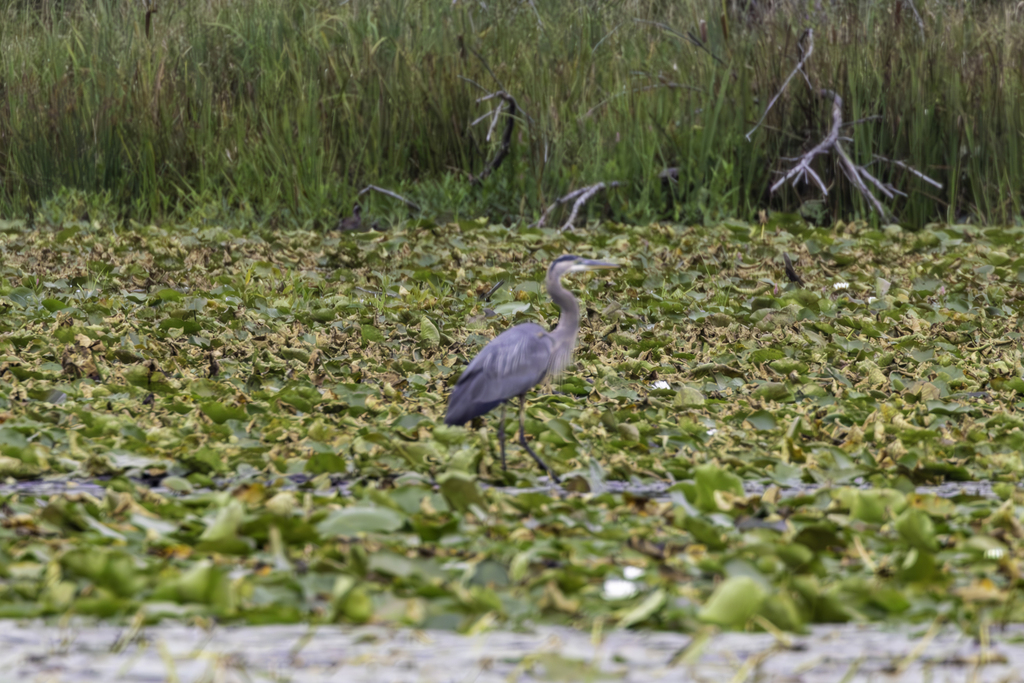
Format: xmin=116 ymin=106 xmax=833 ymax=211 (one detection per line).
xmin=1 ymin=0 xmax=1023 ymax=224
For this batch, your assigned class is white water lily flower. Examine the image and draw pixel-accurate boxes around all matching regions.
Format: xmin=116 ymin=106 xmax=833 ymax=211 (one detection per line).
xmin=602 ymin=578 xmax=639 ymax=600
xmin=651 ymin=380 xmax=670 ymax=390
xmin=833 ymin=282 xmax=850 ymax=290
xmin=623 ymin=566 xmax=644 ymax=580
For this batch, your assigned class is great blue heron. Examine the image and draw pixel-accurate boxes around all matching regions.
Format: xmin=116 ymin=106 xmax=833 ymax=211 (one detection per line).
xmin=444 ymin=255 xmax=619 ymax=482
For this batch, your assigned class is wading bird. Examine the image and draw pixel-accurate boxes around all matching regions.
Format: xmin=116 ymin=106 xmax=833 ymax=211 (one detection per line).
xmin=334 ymin=202 xmax=382 ymax=232
xmin=444 ymin=255 xmax=619 ymax=482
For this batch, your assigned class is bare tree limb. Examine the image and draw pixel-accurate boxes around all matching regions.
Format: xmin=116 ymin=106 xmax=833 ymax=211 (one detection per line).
xmin=357 ymin=186 xmax=421 ymax=212
xmin=465 ymin=44 xmax=505 ymax=93
xmin=764 ymin=34 xmax=942 ymax=220
xmin=457 ymin=75 xmax=489 ymax=94
xmin=833 ymin=141 xmax=890 ymax=217
xmin=903 ymin=0 xmax=926 ymax=36
xmin=525 ymin=0 xmax=543 ymax=28
xmin=469 ymin=91 xmax=518 ymax=185
xmin=561 ymin=182 xmax=620 ymax=231
xmin=856 ymin=165 xmax=896 ymax=199
xmin=747 ymin=29 xmax=815 ymax=141
xmin=484 ymin=102 xmax=503 ymax=142
xmin=842 ymin=115 xmax=883 ymax=128
xmin=534 ymin=187 xmax=591 ymax=228
xmin=772 ymin=88 xmax=892 ymax=219
xmin=769 ymin=85 xmax=839 ymax=196
xmin=873 ymin=155 xmax=943 ymax=189
xmin=532 ymin=182 xmax=621 ymax=230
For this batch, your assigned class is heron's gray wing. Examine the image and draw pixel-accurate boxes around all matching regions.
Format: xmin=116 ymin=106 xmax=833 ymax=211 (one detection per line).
xmin=444 ymin=323 xmax=553 ymax=425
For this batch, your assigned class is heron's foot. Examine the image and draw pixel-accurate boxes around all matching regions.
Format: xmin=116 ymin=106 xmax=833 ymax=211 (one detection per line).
xmin=519 ymin=435 xmax=560 ymax=484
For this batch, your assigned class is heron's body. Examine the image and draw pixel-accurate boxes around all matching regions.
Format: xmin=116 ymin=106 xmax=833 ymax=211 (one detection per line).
xmin=444 ymin=255 xmax=618 ymax=482
xmin=444 ymin=322 xmax=552 ymax=426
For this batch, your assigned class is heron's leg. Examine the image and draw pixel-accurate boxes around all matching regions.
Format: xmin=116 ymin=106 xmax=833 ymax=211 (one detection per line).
xmin=518 ymin=396 xmax=561 ymax=484
xmin=498 ymin=403 xmax=507 ymax=471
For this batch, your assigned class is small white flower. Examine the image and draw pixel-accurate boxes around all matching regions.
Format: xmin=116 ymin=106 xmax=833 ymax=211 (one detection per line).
xmin=651 ymin=380 xmax=670 ymax=390
xmin=623 ymin=566 xmax=644 ymax=580
xmin=833 ymin=282 xmax=850 ymax=290
xmin=867 ymin=296 xmax=877 ymax=304
xmin=706 ymin=428 xmax=718 ymax=437
xmin=985 ymin=548 xmax=1006 ymax=560
xmin=603 ymin=578 xmax=639 ymax=600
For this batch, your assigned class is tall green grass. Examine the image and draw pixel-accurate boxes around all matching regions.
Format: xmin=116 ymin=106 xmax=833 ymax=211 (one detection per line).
xmin=0 ymin=0 xmax=1022 ymax=226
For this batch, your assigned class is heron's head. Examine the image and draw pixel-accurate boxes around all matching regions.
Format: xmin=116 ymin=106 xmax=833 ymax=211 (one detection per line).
xmin=548 ymin=254 xmax=619 ymax=280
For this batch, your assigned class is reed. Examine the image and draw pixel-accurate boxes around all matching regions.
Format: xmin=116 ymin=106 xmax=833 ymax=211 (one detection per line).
xmin=0 ymin=0 xmax=1022 ymax=226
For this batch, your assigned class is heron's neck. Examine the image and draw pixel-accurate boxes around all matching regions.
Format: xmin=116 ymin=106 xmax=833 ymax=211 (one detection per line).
xmin=546 ymin=273 xmax=580 ymax=346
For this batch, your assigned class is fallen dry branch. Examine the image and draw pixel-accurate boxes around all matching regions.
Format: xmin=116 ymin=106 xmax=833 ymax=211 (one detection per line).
xmin=532 ymin=181 xmax=622 ymax=231
xmin=746 ymin=29 xmax=815 ymax=142
xmin=872 ymin=155 xmax=942 ymax=189
xmin=469 ymin=91 xmax=518 ymax=185
xmin=762 ymin=31 xmax=940 ymax=219
xmin=903 ymin=0 xmax=926 ymax=36
xmin=769 ymin=86 xmax=838 ymax=198
xmin=357 ymin=185 xmax=421 ymax=212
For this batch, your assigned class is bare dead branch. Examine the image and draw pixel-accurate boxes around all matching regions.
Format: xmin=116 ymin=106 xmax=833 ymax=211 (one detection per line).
xmin=767 ymin=41 xmax=943 ymax=221
xmin=804 ymin=166 xmax=829 ymax=196
xmin=532 ymin=182 xmax=621 ymax=230
xmin=469 ymin=110 xmax=493 ymax=127
xmin=525 ymin=0 xmax=543 ymax=27
xmin=833 ymin=139 xmax=890 ymax=218
xmin=485 ymin=103 xmax=503 ymax=142
xmin=842 ymin=115 xmax=883 ymax=128
xmin=561 ymin=182 xmax=621 ymax=231
xmin=747 ymin=29 xmax=815 ymax=141
xmin=857 ymin=165 xmax=896 ymax=199
xmin=469 ymin=91 xmax=517 ymax=185
xmin=770 ymin=85 xmax=839 ymax=196
xmin=757 ymin=25 xmax=941 ymax=220
xmin=903 ymin=0 xmax=926 ymax=36
xmin=466 ymin=45 xmax=505 ymax=92
xmin=534 ymin=187 xmax=592 ymax=228
xmin=772 ymin=88 xmax=893 ymax=218
xmin=458 ymin=75 xmax=489 ymax=94
xmin=873 ymin=155 xmax=943 ymax=189
xmin=357 ymin=186 xmax=421 ymax=212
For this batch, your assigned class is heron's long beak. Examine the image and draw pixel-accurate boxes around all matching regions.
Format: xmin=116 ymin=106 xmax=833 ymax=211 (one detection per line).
xmin=577 ymin=259 xmax=619 ymax=270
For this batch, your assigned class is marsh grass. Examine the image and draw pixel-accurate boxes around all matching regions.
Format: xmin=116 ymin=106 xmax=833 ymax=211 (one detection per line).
xmin=1 ymin=0 xmax=1023 ymax=226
